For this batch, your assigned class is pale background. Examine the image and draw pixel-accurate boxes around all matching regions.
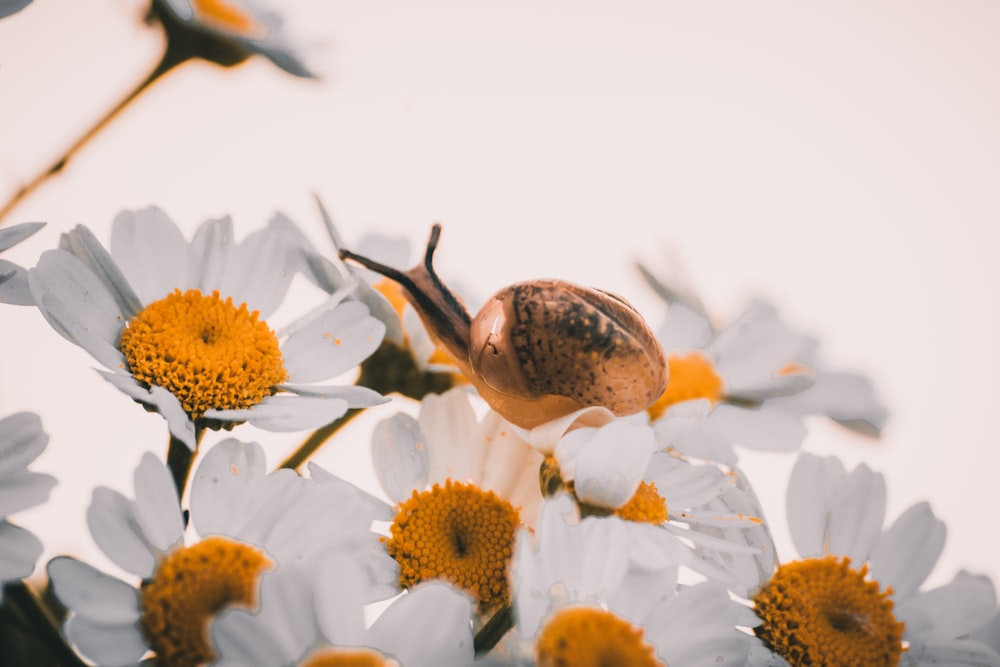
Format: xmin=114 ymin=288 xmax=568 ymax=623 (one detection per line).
xmin=1 ymin=0 xmax=998 ymax=597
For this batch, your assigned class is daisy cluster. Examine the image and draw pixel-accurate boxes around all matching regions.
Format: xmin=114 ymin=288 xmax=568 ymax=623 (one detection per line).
xmin=1 ymin=4 xmax=998 ymax=667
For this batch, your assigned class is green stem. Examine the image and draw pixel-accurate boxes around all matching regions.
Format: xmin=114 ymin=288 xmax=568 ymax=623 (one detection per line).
xmin=474 ymin=604 xmax=514 ymax=657
xmin=166 ymin=427 xmax=203 ymax=500
xmin=3 ymin=581 xmax=87 ymax=667
xmin=278 ymin=409 xmax=362 ymax=471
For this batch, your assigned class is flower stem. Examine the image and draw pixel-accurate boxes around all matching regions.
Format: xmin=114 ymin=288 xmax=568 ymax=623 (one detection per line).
xmin=277 ymin=409 xmax=362 ymax=471
xmin=166 ymin=427 xmax=203 ymax=501
xmin=474 ymin=604 xmax=514 ymax=657
xmin=2 ymin=581 xmax=87 ymax=667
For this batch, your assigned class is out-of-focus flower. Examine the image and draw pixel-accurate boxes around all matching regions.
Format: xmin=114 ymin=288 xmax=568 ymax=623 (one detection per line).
xmin=371 ymin=387 xmax=542 ymax=618
xmin=0 ymin=0 xmax=31 ymax=20
xmin=0 ymin=221 xmax=44 ymax=305
xmin=502 ymin=494 xmax=756 ymax=666
xmin=0 ymin=412 xmax=56 ymax=600
xmin=48 ymin=439 xmax=390 ymax=667
xmin=149 ymin=0 xmax=315 ymax=77
xmin=211 ymin=551 xmax=474 ymax=667
xmin=746 ymin=453 xmax=999 ymax=667
xmin=28 ymin=208 xmax=387 ymax=450
xmin=639 ymin=266 xmax=887 ymax=463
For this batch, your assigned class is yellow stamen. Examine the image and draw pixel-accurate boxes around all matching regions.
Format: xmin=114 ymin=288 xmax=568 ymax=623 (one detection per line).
xmin=300 ymin=647 xmax=399 ymax=667
xmin=646 ymin=351 xmax=724 ymax=420
xmin=119 ymin=289 xmax=288 ymax=420
xmin=140 ymin=536 xmax=272 ymax=667
xmin=752 ymin=555 xmax=905 ymax=667
xmin=374 ymin=278 xmax=409 ymax=320
xmin=536 ymin=606 xmax=663 ymax=667
xmin=385 ymin=480 xmax=519 ymax=613
xmin=190 ymin=0 xmax=263 ymax=36
xmin=615 ymin=481 xmax=669 ymax=524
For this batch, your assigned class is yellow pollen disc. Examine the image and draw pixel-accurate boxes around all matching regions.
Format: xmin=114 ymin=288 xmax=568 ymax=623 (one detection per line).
xmin=140 ymin=536 xmax=272 ymax=667
xmin=299 ymin=647 xmax=399 ymax=667
xmin=190 ymin=0 xmax=263 ymax=36
xmin=536 ymin=606 xmax=663 ymax=667
xmin=385 ymin=479 xmax=519 ymax=613
xmin=374 ymin=278 xmax=410 ymax=320
xmin=752 ymin=555 xmax=905 ymax=667
xmin=647 ymin=351 xmax=725 ymax=420
xmin=615 ymin=481 xmax=669 ymax=524
xmin=119 ymin=289 xmax=288 ymax=420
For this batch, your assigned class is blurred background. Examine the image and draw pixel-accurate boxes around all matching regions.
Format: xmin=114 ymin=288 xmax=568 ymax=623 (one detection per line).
xmin=1 ymin=0 xmax=998 ymax=599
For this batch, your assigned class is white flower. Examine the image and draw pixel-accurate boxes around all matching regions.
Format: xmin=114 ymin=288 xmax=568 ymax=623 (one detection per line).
xmin=0 ymin=412 xmax=56 ymax=599
xmin=47 ymin=439 xmax=391 ymax=667
xmin=211 ymin=551 xmax=474 ymax=667
xmin=151 ymin=0 xmax=314 ymax=77
xmin=0 ymin=221 xmax=44 ymax=305
xmin=747 ymin=452 xmax=1000 ymax=667
xmin=28 ymin=208 xmax=387 ymax=450
xmin=504 ymin=494 xmax=757 ymax=666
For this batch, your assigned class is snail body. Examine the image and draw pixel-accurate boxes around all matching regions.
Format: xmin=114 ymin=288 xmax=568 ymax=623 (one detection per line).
xmin=339 ymin=224 xmax=667 ymax=429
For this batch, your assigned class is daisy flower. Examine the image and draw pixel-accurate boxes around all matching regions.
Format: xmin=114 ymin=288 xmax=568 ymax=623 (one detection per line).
xmin=0 ymin=221 xmax=44 ymax=305
xmin=149 ymin=0 xmax=315 ymax=77
xmin=0 ymin=412 xmax=56 ymax=598
xmin=746 ymin=452 xmax=1000 ymax=667
xmin=500 ymin=493 xmax=757 ymax=666
xmin=27 ymin=207 xmax=387 ymax=451
xmin=639 ymin=266 xmax=887 ymax=463
xmin=371 ymin=386 xmax=544 ymax=618
xmin=47 ymin=438 xmax=392 ymax=667
xmin=211 ymin=549 xmax=474 ymax=667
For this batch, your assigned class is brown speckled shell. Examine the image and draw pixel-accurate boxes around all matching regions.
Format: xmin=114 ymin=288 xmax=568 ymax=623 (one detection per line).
xmin=469 ymin=280 xmax=667 ymax=418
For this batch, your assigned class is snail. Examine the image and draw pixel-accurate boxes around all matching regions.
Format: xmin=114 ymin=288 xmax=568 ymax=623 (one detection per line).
xmin=339 ymin=224 xmax=668 ymax=429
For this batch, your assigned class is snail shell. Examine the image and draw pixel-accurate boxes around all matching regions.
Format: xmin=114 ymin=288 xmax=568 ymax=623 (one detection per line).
xmin=340 ymin=224 xmax=667 ymax=429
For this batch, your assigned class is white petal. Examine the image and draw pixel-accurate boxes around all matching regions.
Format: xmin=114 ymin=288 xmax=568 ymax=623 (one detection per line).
xmin=897 ymin=570 xmax=998 ymax=642
xmin=367 ymin=583 xmax=474 ymax=667
xmin=281 ymin=301 xmax=385 ymax=383
xmin=191 ymin=216 xmax=234 ymax=293
xmin=476 ymin=411 xmax=544 ymax=525
xmin=0 ymin=411 xmax=49 ymax=476
xmin=59 ymin=224 xmax=143 ymax=319
xmin=709 ymin=404 xmax=807 ymax=453
xmin=420 ymin=388 xmax=482 ymax=484
xmin=65 ymin=613 xmax=148 ymax=667
xmin=515 ymin=405 xmax=616 ymax=455
xmin=28 ymin=249 xmax=127 ymax=370
xmin=190 ymin=439 xmax=268 ymax=538
xmin=133 ymin=453 xmax=184 ymax=553
xmin=87 ymin=488 xmax=156 ymax=578
xmin=315 ymin=551 xmax=368 ymax=646
xmin=110 ymin=206 xmax=193 ymax=304
xmin=277 ymin=384 xmax=387 ymax=407
xmin=769 ymin=371 xmax=888 ymax=436
xmin=868 ymin=501 xmax=945 ymax=598
xmin=0 ymin=520 xmax=42 ymax=581
xmin=0 ymin=221 xmax=44 ymax=252
xmin=644 ymin=453 xmax=728 ymax=509
xmin=0 ymin=470 xmax=56 ymax=517
xmin=648 ymin=581 xmax=755 ymax=667
xmin=786 ymin=453 xmax=845 ymax=559
xmin=902 ymin=639 xmax=1000 ymax=667
xmin=710 ymin=300 xmax=812 ymax=390
xmin=48 ymin=557 xmax=140 ymax=624
xmin=827 ymin=462 xmax=885 ymax=562
xmin=0 ymin=260 xmax=33 ymax=305
xmin=206 ymin=395 xmax=350 ymax=432
xmin=656 ymin=301 xmax=715 ymax=351
xmin=96 ymin=372 xmax=198 ymax=451
xmin=216 ymin=217 xmax=301 ymax=318
xmin=560 ymin=421 xmax=655 ymax=510
xmin=371 ymin=412 xmax=429 ymax=503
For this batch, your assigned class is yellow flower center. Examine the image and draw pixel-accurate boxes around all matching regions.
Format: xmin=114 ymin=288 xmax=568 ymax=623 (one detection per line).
xmin=119 ymin=289 xmax=288 ymax=420
xmin=140 ymin=536 xmax=272 ymax=667
xmin=190 ymin=0 xmax=263 ymax=37
xmin=647 ymin=351 xmax=724 ymax=420
xmin=536 ymin=606 xmax=663 ymax=667
xmin=752 ymin=555 xmax=905 ymax=667
xmin=300 ymin=647 xmax=399 ymax=667
xmin=385 ymin=480 xmax=519 ymax=613
xmin=614 ymin=481 xmax=669 ymax=524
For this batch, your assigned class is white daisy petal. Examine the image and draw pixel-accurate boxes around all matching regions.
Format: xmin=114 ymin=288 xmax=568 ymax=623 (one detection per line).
xmin=0 ymin=221 xmax=44 ymax=252
xmin=315 ymin=550 xmax=368 ymax=646
xmin=769 ymin=372 xmax=888 ymax=436
xmin=110 ymin=206 xmax=193 ymax=304
xmin=28 ymin=250 xmax=127 ymax=370
xmin=514 ymin=405 xmax=616 ymax=456
xmin=649 ymin=582 xmax=755 ymax=667
xmin=371 ymin=412 xmax=429 ymax=503
xmin=786 ymin=453 xmax=846 ymax=559
xmin=644 ymin=453 xmax=728 ymax=509
xmin=190 ymin=439 xmax=268 ymax=538
xmin=0 ymin=520 xmax=42 ymax=581
xmin=709 ymin=404 xmax=807 ymax=454
xmin=87 ymin=488 xmax=157 ymax=579
xmin=95 ymin=372 xmax=198 ymax=450
xmin=827 ymin=462 xmax=885 ymax=563
xmin=132 ymin=453 xmax=184 ymax=553
xmin=48 ymin=557 xmax=141 ymax=625
xmin=0 ymin=411 xmax=48 ymax=475
xmin=207 ymin=395 xmax=350 ymax=432
xmin=276 ymin=384 xmax=387 ymax=407
xmin=0 ymin=260 xmax=33 ymax=305
xmin=902 ymin=639 xmax=1000 ymax=667
xmin=190 ymin=216 xmax=235 ymax=292
xmin=217 ymin=217 xmax=300 ymax=318
xmin=868 ymin=501 xmax=946 ymax=598
xmin=281 ymin=301 xmax=385 ymax=383
xmin=896 ymin=571 xmax=999 ymax=642
xmin=477 ymin=411 xmax=545 ymax=521
xmin=0 ymin=470 xmax=56 ymax=517
xmin=59 ymin=224 xmax=143 ymax=319
xmin=367 ymin=583 xmax=474 ymax=667
xmin=64 ymin=613 xmax=148 ymax=667
xmin=420 ymin=389 xmax=482 ymax=483
xmin=560 ymin=421 xmax=655 ymax=510
xmin=656 ymin=301 xmax=715 ymax=351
